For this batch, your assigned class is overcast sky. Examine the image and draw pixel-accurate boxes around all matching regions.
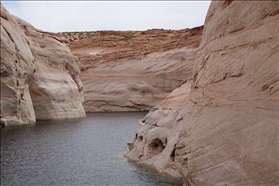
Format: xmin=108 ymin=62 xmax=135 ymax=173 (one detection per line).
xmin=2 ymin=1 xmax=211 ymax=33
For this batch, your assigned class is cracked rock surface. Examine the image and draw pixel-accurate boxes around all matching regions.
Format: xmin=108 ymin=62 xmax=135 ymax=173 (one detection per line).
xmin=0 ymin=4 xmax=85 ymax=126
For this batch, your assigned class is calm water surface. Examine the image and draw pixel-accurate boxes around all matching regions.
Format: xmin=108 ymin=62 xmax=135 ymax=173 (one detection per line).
xmin=1 ymin=112 xmax=182 ymax=186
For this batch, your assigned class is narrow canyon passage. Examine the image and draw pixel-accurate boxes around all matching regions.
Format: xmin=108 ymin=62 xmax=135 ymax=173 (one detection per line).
xmin=1 ymin=112 xmax=182 ymax=186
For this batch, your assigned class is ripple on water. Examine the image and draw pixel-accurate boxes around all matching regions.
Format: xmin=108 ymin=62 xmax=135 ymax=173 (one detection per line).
xmin=1 ymin=112 xmax=182 ymax=186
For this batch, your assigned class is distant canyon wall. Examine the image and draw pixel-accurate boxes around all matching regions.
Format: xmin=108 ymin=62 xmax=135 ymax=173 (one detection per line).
xmin=0 ymin=4 xmax=86 ymax=126
xmin=124 ymin=1 xmax=279 ymax=185
xmin=81 ymin=47 xmax=197 ymax=112
xmin=60 ymin=27 xmax=203 ymax=112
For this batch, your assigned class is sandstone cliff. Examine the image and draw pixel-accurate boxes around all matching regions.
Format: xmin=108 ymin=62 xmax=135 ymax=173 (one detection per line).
xmin=0 ymin=4 xmax=86 ymax=126
xmin=124 ymin=1 xmax=279 ymax=185
xmin=80 ymin=47 xmax=197 ymax=112
xmin=59 ymin=27 xmax=203 ymax=112
xmin=124 ymin=80 xmax=193 ymax=178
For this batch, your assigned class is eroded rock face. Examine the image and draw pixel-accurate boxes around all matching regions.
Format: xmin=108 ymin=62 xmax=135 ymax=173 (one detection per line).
xmin=1 ymin=4 xmax=36 ymax=125
xmin=59 ymin=27 xmax=203 ymax=112
xmin=176 ymin=1 xmax=279 ymax=185
xmin=81 ymin=47 xmax=197 ymax=112
xmin=124 ymin=81 xmax=192 ymax=178
xmin=15 ymin=17 xmax=86 ymax=120
xmin=0 ymin=4 xmax=85 ymax=126
xmin=125 ymin=1 xmax=279 ymax=185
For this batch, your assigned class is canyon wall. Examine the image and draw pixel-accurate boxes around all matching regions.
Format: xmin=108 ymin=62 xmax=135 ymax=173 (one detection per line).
xmin=124 ymin=80 xmax=193 ymax=178
xmin=124 ymin=1 xmax=279 ymax=185
xmin=0 ymin=4 xmax=86 ymax=126
xmin=176 ymin=1 xmax=279 ymax=185
xmin=59 ymin=27 xmax=203 ymax=112
xmin=81 ymin=47 xmax=197 ymax=112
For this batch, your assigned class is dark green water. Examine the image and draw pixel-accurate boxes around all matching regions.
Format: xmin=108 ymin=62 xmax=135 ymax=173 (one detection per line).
xmin=1 ymin=112 xmax=182 ymax=186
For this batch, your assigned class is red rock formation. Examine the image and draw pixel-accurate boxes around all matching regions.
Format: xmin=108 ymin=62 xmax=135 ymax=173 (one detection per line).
xmin=0 ymin=4 xmax=85 ymax=126
xmin=124 ymin=1 xmax=279 ymax=185
xmin=59 ymin=27 xmax=203 ymax=112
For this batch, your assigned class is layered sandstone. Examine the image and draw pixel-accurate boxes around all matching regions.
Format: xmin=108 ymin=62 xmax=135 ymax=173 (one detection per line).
xmin=124 ymin=80 xmax=192 ymax=178
xmin=0 ymin=4 xmax=85 ymax=126
xmin=58 ymin=27 xmax=203 ymax=112
xmin=124 ymin=1 xmax=279 ymax=185
xmin=80 ymin=47 xmax=197 ymax=112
